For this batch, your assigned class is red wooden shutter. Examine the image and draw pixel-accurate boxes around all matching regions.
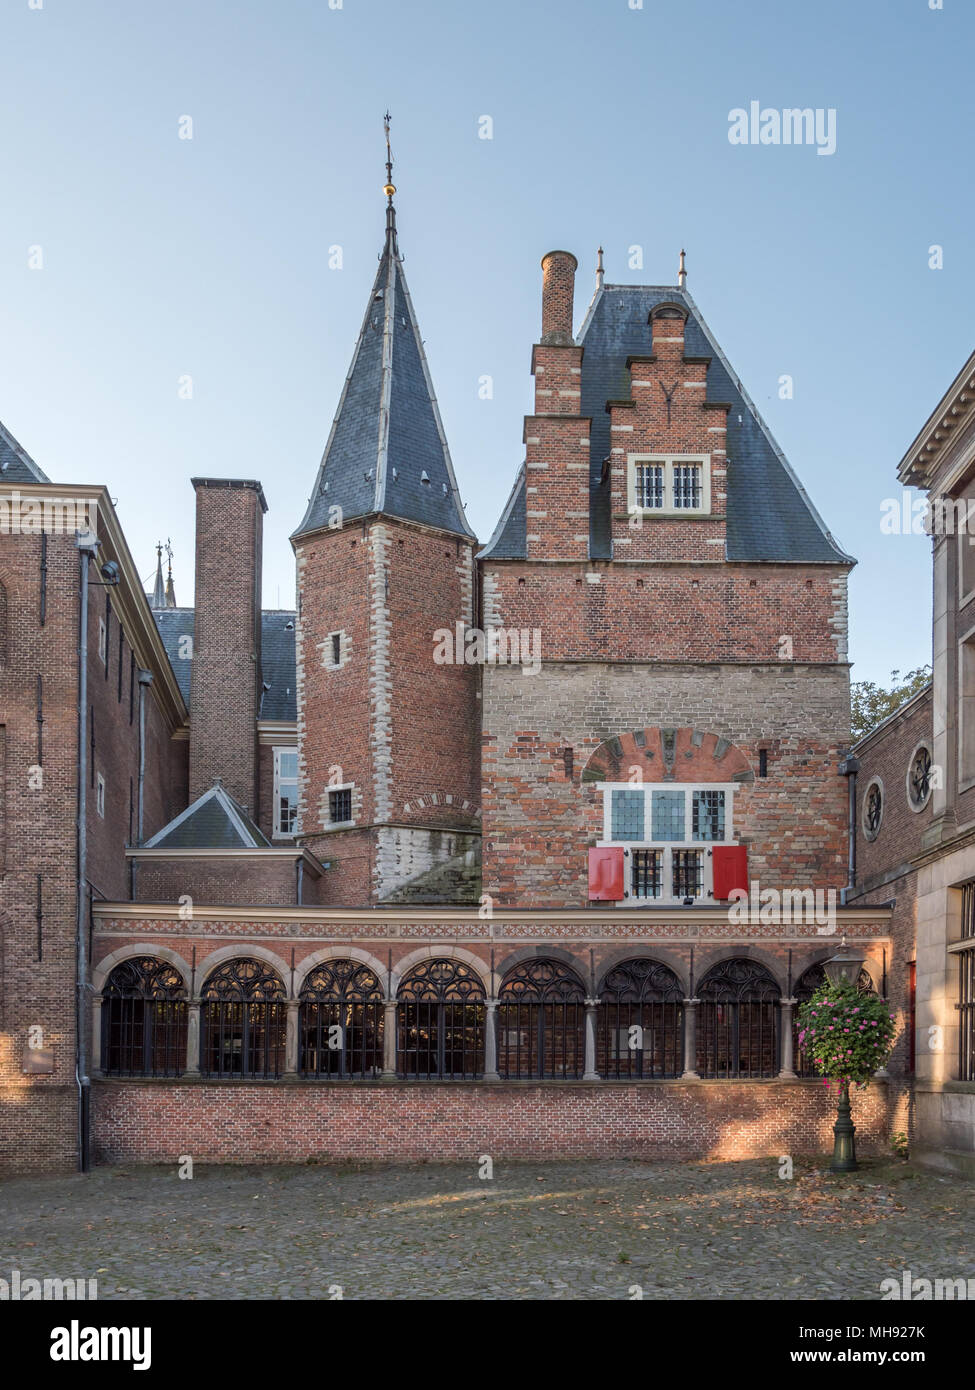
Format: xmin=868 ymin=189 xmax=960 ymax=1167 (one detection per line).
xmin=588 ymin=846 xmax=624 ymax=901
xmin=711 ymin=845 xmax=748 ymax=900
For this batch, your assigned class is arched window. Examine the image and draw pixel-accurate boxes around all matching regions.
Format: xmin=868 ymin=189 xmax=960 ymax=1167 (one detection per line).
xmin=397 ymin=959 xmax=485 ymax=1080
xmin=598 ymin=958 xmax=683 ymax=1078
xmin=200 ymin=958 xmax=286 ymax=1079
xmin=697 ymin=958 xmax=780 ymax=1078
xmin=497 ymin=959 xmax=586 ymax=1080
xmin=102 ymin=957 xmax=187 ymax=1076
xmin=793 ymin=962 xmax=875 ymax=1077
xmin=299 ymin=959 xmax=384 ymax=1079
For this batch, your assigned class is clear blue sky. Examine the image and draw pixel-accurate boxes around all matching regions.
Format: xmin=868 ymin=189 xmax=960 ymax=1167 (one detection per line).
xmin=0 ymin=0 xmax=967 ymax=684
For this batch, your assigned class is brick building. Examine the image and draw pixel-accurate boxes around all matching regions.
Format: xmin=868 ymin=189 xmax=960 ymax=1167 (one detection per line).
xmin=850 ymin=347 xmax=975 ymax=1177
xmin=0 ymin=186 xmax=906 ymax=1172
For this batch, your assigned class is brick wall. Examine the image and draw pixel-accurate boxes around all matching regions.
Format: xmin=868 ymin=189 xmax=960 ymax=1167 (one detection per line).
xmin=296 ymin=517 xmax=479 ymax=902
xmin=481 ymin=661 xmax=850 ymax=907
xmin=0 ymin=529 xmax=80 ymax=1169
xmin=851 ymin=687 xmax=932 ymax=1082
xmin=91 ymin=1076 xmax=907 ymax=1165
xmin=130 ymin=855 xmax=308 ymax=907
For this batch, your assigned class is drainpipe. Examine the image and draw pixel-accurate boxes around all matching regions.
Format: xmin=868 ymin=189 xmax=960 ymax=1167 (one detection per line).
xmin=75 ymin=530 xmax=99 ymax=1173
xmin=838 ymin=753 xmax=860 ymax=906
xmin=136 ymin=669 xmax=153 ymax=844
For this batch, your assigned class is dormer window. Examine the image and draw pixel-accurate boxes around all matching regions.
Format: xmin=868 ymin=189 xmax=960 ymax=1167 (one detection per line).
xmin=629 ymin=454 xmax=710 ymax=517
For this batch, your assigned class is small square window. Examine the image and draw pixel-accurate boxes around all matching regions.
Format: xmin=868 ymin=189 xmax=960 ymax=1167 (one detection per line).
xmin=329 ymin=787 xmax=352 ymax=824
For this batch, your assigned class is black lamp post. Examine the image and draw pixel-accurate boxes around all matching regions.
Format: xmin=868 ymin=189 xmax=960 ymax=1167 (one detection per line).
xmin=824 ymin=938 xmax=866 ymax=1173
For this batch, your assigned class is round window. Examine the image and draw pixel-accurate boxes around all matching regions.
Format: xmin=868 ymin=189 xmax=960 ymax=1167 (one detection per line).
xmin=907 ymin=742 xmax=933 ymax=812
xmin=863 ymin=778 xmax=883 ymax=841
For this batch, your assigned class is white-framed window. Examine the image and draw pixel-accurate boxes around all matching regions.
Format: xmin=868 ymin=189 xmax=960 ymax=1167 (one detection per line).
xmin=597 ymin=782 xmax=736 ymax=904
xmin=628 ymin=454 xmax=711 ymax=516
xmin=272 ymin=747 xmax=298 ymax=837
xmin=96 ymin=772 xmax=105 ymax=819
xmin=98 ymin=617 xmax=107 ymax=663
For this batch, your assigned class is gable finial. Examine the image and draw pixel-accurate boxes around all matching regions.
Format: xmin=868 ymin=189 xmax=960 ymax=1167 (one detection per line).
xmin=383 ymin=110 xmax=398 ymax=253
xmin=151 ymin=541 xmax=166 ymax=609
xmin=596 ymin=246 xmax=604 ymax=290
xmin=678 ymin=248 xmax=687 ymax=290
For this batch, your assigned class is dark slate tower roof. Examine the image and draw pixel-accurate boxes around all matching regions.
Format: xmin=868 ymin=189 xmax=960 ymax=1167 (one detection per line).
xmin=294 ymin=200 xmax=473 ymax=541
xmin=0 ymin=419 xmax=50 ymax=483
xmin=481 ymin=281 xmax=853 ymax=566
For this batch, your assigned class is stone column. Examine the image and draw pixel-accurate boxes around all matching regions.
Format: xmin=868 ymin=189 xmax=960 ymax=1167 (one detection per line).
xmin=583 ymin=998 xmax=600 ymax=1081
xmin=90 ymin=996 xmax=102 ymax=1073
xmin=483 ymin=999 xmax=500 ymax=1081
xmin=285 ymin=1000 xmax=299 ymax=1075
xmin=185 ymin=999 xmax=201 ymax=1076
xmin=681 ymin=999 xmax=700 ymax=1079
xmin=778 ymin=997 xmax=798 ymax=1079
xmin=382 ymin=999 xmax=397 ymax=1078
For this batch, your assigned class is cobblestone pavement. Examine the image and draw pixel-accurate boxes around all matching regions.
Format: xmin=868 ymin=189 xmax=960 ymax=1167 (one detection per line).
xmin=0 ymin=1157 xmax=972 ymax=1300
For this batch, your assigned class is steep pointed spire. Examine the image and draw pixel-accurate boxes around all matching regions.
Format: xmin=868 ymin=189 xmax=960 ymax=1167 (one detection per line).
xmin=150 ymin=543 xmax=166 ymax=608
xmin=293 ymin=120 xmax=473 ymax=542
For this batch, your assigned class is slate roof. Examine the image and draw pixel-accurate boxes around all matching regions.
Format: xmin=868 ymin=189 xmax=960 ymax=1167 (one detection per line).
xmin=152 ymin=608 xmax=297 ymax=722
xmin=142 ymin=783 xmax=271 ymax=849
xmin=0 ymin=419 xmax=50 ymax=483
xmin=293 ymin=214 xmax=474 ymax=541
xmin=480 ymin=284 xmax=853 ymax=565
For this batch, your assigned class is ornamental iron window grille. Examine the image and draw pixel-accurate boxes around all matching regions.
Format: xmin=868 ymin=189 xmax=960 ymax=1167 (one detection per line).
xmin=497 ymin=959 xmax=586 ymax=1080
xmin=865 ymin=782 xmax=883 ymax=835
xmin=909 ymin=746 xmax=932 ymax=809
xmin=396 ymin=959 xmax=485 ymax=1080
xmin=697 ymin=958 xmax=780 ymax=1078
xmin=329 ymin=787 xmax=352 ymax=824
xmin=102 ymin=957 xmax=187 ymax=1077
xmin=200 ymin=958 xmax=287 ymax=1079
xmin=597 ymin=958 xmax=684 ymax=1078
xmin=299 ymin=960 xmax=384 ymax=1079
xmin=792 ymin=962 xmax=875 ymax=1078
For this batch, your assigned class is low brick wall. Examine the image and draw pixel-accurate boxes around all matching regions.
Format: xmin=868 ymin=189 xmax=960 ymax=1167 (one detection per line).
xmin=92 ymin=1079 xmax=909 ymax=1166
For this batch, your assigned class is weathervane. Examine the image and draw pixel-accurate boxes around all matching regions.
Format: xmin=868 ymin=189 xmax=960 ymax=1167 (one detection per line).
xmin=382 ymin=111 xmax=397 ymax=252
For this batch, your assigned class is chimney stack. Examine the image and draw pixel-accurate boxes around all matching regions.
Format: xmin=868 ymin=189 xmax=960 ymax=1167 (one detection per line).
xmin=189 ymin=478 xmax=266 ymax=813
xmin=540 ymin=250 xmax=578 ymax=345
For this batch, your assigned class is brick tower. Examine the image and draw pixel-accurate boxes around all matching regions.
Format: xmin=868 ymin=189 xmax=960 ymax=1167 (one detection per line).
xmin=291 ymin=166 xmax=480 ymax=905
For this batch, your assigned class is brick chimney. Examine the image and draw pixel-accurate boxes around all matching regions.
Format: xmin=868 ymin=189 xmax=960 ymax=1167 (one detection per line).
xmin=525 ymin=250 xmax=591 ymax=560
xmin=189 ymin=478 xmax=266 ymax=812
xmin=540 ymin=250 xmax=577 ymax=345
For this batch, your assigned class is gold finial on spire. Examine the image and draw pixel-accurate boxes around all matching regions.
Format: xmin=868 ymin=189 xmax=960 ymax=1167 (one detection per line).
xmin=383 ymin=110 xmax=396 ymax=200
xmin=596 ymin=246 xmax=604 ymax=290
xmin=678 ymin=248 xmax=687 ymax=290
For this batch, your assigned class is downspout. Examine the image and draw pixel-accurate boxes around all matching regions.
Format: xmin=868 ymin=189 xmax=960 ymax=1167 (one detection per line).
xmin=838 ymin=753 xmax=860 ymax=906
xmin=75 ymin=531 xmax=99 ymax=1174
xmin=136 ymin=669 xmax=153 ymax=844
